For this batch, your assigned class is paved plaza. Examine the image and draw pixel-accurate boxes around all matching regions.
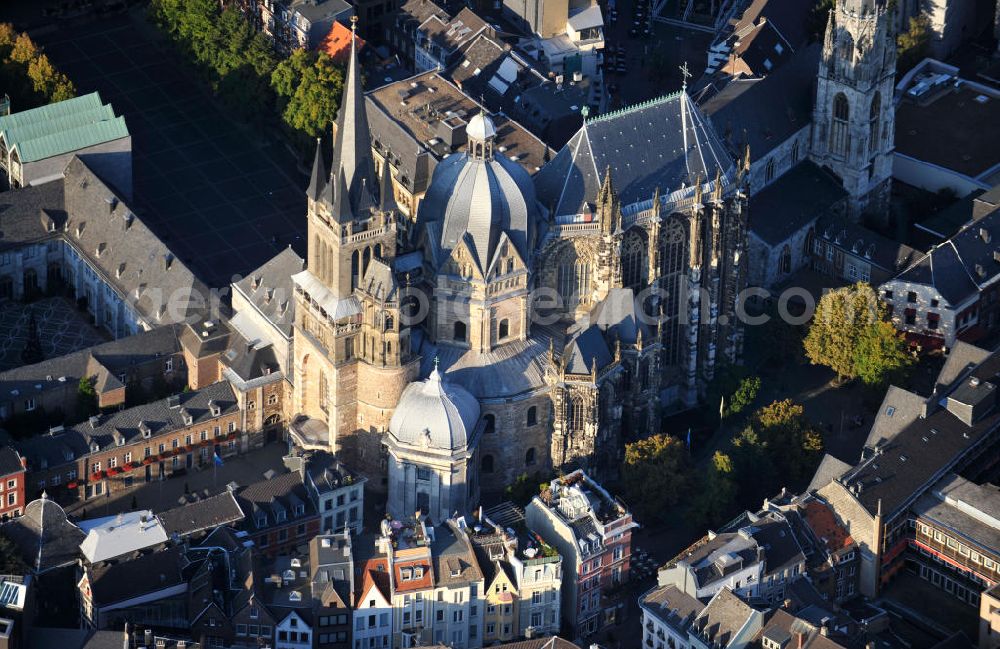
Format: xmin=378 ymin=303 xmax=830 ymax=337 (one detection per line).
xmin=33 ymin=13 xmax=309 ymax=290
xmin=0 ymin=298 xmax=107 ymax=371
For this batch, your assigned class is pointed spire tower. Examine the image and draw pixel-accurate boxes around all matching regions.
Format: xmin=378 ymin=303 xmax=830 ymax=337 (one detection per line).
xmin=328 ymin=15 xmax=379 ymax=221
xmin=307 ymin=137 xmax=326 ymax=202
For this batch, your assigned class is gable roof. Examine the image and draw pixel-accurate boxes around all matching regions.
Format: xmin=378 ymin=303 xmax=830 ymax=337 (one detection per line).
xmin=158 ymin=490 xmax=245 ymax=537
xmin=535 ymin=91 xmax=734 ymax=218
xmin=695 ymin=586 xmax=757 ymax=646
xmin=865 ymin=385 xmax=926 ymax=450
xmin=232 ymin=247 xmax=303 ymax=339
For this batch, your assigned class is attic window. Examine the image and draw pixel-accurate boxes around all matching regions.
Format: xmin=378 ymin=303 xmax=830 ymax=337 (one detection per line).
xmin=209 ymin=400 xmax=221 ymax=417
xmin=95 ymin=242 xmax=107 ymax=257
xmin=117 ymin=263 xmax=126 ymax=278
xmin=289 ymin=591 xmax=302 ymax=602
xmin=76 ymin=222 xmax=86 ymax=238
xmin=885 ymin=406 xmax=895 ymax=417
xmin=140 ymin=421 xmax=152 ymax=439
xmin=180 ymin=409 xmax=193 ymax=426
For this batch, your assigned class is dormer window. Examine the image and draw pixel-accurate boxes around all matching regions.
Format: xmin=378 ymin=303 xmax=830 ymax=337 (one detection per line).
xmin=290 ymin=558 xmax=301 ymax=568
xmin=294 ymin=504 xmax=305 ymax=516
xmin=180 ymin=409 xmax=193 ymax=426
xmin=277 ymin=510 xmax=287 ymax=522
xmin=209 ymin=400 xmax=221 ymax=417
xmin=289 ymin=591 xmax=302 ymax=602
xmin=90 ymin=442 xmax=100 ymax=453
xmin=401 ymin=568 xmax=412 ymax=581
xmin=413 ymin=567 xmax=423 ymax=579
xmin=257 ymin=515 xmax=267 ymax=527
xmin=140 ymin=421 xmax=152 ymax=439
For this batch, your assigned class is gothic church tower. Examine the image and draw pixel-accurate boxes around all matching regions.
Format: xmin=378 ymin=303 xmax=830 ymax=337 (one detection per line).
xmin=810 ymin=0 xmax=896 ymax=223
xmin=293 ymin=18 xmax=418 ymax=480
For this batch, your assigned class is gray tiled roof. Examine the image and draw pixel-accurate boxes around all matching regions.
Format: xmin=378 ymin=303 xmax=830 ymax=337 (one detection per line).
xmin=700 ymin=43 xmax=820 ymax=161
xmin=233 ymin=247 xmax=304 ymax=338
xmin=534 ymin=91 xmax=734 ymax=217
xmin=695 ymin=587 xmax=756 ymax=646
xmin=934 ymin=341 xmax=992 ymax=395
xmin=640 ymin=583 xmax=705 ymax=634
xmin=158 ymin=490 xmax=245 ymax=537
xmin=0 ymin=325 xmax=182 ymax=405
xmin=16 ymin=382 xmax=238 ymax=472
xmin=864 ymin=386 xmax=926 ymax=450
xmin=815 ymin=215 xmax=919 ymax=274
xmin=431 ymin=521 xmax=482 ymax=587
xmin=88 ymin=545 xmax=186 ymax=605
xmin=806 ymin=453 xmax=852 ymax=493
xmin=1 ymin=495 xmax=85 ymax=573
xmin=563 ymin=325 xmax=611 ymax=375
xmin=0 ymin=447 xmax=23 ymax=477
xmin=236 ymin=470 xmax=317 ymax=530
xmin=748 ymin=161 xmax=846 ymax=246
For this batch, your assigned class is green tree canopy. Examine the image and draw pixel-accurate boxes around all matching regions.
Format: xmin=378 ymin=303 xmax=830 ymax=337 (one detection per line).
xmin=897 ymin=14 xmax=931 ymax=74
xmin=0 ymin=23 xmax=76 ymax=109
xmin=620 ymin=433 xmax=691 ymax=522
xmin=804 ymin=282 xmax=912 ymax=387
xmin=271 ymin=49 xmax=344 ymax=139
xmin=692 ymin=451 xmax=737 ymax=528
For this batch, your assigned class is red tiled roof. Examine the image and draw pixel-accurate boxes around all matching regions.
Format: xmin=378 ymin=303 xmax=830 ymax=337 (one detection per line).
xmin=394 ymin=559 xmax=433 ymax=593
xmin=359 ymin=558 xmax=392 ymax=602
xmin=803 ymin=501 xmax=854 ymax=552
xmin=322 ymin=21 xmax=365 ymax=63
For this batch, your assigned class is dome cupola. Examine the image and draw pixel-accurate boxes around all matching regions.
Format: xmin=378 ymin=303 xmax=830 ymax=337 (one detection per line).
xmin=388 ymin=363 xmax=481 ymax=451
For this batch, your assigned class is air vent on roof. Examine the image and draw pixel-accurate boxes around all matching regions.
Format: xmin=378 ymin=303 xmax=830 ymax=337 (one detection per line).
xmin=981 ymin=228 xmax=992 ymax=244
xmin=95 ymin=242 xmax=106 ymax=258
xmin=123 ymin=212 xmax=133 ymax=231
xmin=117 ymin=263 xmax=126 ymax=278
xmin=106 ymin=196 xmax=118 ymax=213
xmin=976 ymin=263 xmax=987 ymax=278
xmin=164 ymin=253 xmax=174 ymax=271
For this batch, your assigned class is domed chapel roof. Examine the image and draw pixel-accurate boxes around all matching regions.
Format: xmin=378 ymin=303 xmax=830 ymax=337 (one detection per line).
xmin=389 ymin=364 xmax=481 ymax=452
xmin=418 ymin=111 xmax=538 ymax=272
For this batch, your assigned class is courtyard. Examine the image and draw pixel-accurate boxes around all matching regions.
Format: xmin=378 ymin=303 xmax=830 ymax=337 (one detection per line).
xmin=31 ymin=11 xmax=309 ymax=290
xmin=0 ymin=297 xmax=107 ymax=371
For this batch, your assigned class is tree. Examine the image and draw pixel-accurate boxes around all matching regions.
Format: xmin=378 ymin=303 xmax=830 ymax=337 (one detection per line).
xmin=806 ymin=0 xmax=835 ymax=42
xmin=271 ymin=49 xmax=344 ymax=139
xmin=692 ymin=451 xmax=737 ymax=527
xmin=897 ymin=14 xmax=931 ymax=74
xmin=75 ymin=376 xmax=98 ymax=422
xmin=20 ymin=312 xmax=43 ymax=365
xmin=748 ymin=399 xmax=823 ymax=485
xmin=504 ymin=472 xmax=546 ymax=507
xmin=804 ymin=282 xmax=910 ymax=386
xmin=620 ymin=434 xmax=691 ymax=522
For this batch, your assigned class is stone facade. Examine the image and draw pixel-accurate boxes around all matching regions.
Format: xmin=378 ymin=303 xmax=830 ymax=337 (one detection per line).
xmin=810 ymin=0 xmax=896 ymax=223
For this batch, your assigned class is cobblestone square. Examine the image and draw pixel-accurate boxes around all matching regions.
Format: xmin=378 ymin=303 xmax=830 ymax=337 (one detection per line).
xmin=0 ymin=298 xmax=109 ymax=371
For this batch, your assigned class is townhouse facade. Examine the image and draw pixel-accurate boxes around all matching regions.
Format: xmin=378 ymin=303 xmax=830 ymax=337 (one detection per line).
xmin=0 ymin=448 xmax=26 ymax=521
xmin=525 ymin=470 xmax=635 ymax=639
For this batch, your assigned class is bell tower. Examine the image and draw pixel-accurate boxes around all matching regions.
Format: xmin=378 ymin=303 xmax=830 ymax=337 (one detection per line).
xmin=810 ymin=0 xmax=896 ymax=223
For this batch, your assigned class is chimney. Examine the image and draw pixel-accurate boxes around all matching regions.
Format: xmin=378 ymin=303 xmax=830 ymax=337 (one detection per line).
xmin=144 ymin=629 xmax=153 ymax=646
xmin=796 ymin=631 xmax=805 ymax=649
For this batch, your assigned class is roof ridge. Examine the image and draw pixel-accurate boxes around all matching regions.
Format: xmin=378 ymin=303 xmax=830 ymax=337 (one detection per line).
xmin=587 ymin=90 xmax=685 ymax=125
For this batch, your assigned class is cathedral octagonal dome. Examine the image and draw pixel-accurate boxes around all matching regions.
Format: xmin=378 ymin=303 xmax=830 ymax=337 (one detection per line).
xmin=388 ymin=367 xmax=481 ymax=452
xmin=418 ymin=112 xmax=537 ymax=270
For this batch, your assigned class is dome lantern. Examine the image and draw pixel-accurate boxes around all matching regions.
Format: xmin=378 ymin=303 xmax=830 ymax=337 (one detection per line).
xmin=466 ymin=109 xmax=496 ymax=161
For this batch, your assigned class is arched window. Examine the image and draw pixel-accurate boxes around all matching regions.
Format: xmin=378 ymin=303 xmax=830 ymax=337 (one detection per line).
xmin=780 ymin=245 xmax=792 ymax=274
xmin=374 ymin=243 xmax=383 ymax=259
xmin=498 ymin=318 xmax=509 ymax=340
xmin=319 ymin=373 xmax=329 ymax=413
xmin=483 ymin=414 xmax=495 ymax=434
xmin=620 ymin=234 xmax=646 ymax=289
xmin=830 ymin=93 xmax=850 ymax=157
xmin=567 ymin=396 xmax=585 ymax=432
xmin=791 ymin=140 xmax=800 ymax=164
xmin=362 ymin=246 xmax=372 ymax=278
xmin=454 ymin=321 xmax=467 ymax=342
xmin=869 ymin=92 xmax=881 ymax=153
xmin=556 ymin=250 xmax=591 ymax=311
xmin=384 ymin=315 xmax=394 ymax=331
xmin=481 ymin=455 xmax=494 ymax=473
xmin=22 ymin=268 xmax=37 ymax=296
xmin=525 ymin=448 xmax=536 ymax=466
xmin=526 ymin=405 xmax=537 ymax=426
xmin=661 ymin=218 xmax=687 ymax=366
xmin=765 ymin=158 xmax=776 ymax=183
xmin=839 ymin=34 xmax=854 ymax=64
xmin=351 ymin=250 xmax=360 ymax=290
xmin=557 ymin=259 xmax=577 ymax=309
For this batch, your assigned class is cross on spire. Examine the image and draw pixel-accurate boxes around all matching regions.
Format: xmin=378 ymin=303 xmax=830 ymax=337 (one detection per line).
xmin=679 ymin=61 xmax=692 ymax=92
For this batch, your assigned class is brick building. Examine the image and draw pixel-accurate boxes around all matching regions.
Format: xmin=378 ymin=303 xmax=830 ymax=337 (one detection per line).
xmin=235 ymin=471 xmax=321 ymax=557
xmin=16 ymin=381 xmax=244 ymax=503
xmin=0 ymin=448 xmax=26 ymax=521
xmin=525 ymin=470 xmax=634 ymax=640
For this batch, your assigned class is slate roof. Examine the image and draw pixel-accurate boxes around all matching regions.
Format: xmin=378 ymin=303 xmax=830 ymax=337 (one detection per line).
xmin=236 ymin=471 xmax=317 ymax=531
xmin=694 ymin=587 xmax=757 ymax=647
xmin=757 ymin=609 xmax=848 ymax=649
xmin=935 ymin=341 xmax=992 ymax=394
xmin=806 ymin=454 xmax=852 ymax=493
xmin=1 ymin=494 xmax=85 ymax=573
xmin=158 ymin=490 xmax=245 ymax=537
xmin=838 ymin=351 xmax=1000 ymax=518
xmin=419 ymin=8 xmax=489 ymax=57
xmin=430 ymin=521 xmax=483 ymax=587
xmin=0 ymin=447 xmax=24 ymax=477
xmin=748 ymin=161 xmax=847 ymax=246
xmin=16 ymin=382 xmax=238 ymax=472
xmin=0 ymin=325 xmax=182 ymax=412
xmin=563 ymin=326 xmax=611 ymax=375
xmin=891 ymin=208 xmax=1000 ymax=306
xmin=535 ymin=91 xmax=734 ymax=218
xmin=233 ymin=247 xmax=303 ymax=338
xmin=816 ymin=215 xmax=919 ymax=273
xmin=865 ymin=386 xmax=926 ymax=450
xmin=912 ymin=473 xmax=1000 ymax=555
xmin=700 ymin=43 xmax=820 ymax=161
xmin=88 ymin=545 xmax=186 ymax=606
xmin=640 ymin=583 xmax=705 ymax=635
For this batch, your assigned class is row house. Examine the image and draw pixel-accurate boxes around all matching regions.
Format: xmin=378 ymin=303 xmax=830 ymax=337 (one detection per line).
xmin=258 ymin=0 xmax=354 ymax=53
xmin=881 ymin=209 xmax=1000 ymax=350
xmin=352 ymin=553 xmax=393 ymax=649
xmin=658 ymin=510 xmax=806 ymax=606
xmin=475 ymin=504 xmax=562 ymax=641
xmin=639 ymin=586 xmax=762 ymax=649
xmin=16 ymin=381 xmax=245 ymax=503
xmin=310 ymin=532 xmax=356 ymax=649
xmin=235 ymin=469 xmax=321 ymax=557
xmin=525 ymin=470 xmax=635 ymax=640
xmin=284 ymin=450 xmax=366 ymax=535
xmin=0 ymin=447 xmax=26 ymax=520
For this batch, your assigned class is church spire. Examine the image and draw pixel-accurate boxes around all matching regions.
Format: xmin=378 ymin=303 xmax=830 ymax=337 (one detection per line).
xmin=379 ymin=152 xmax=398 ymax=213
xmin=329 ymin=15 xmax=378 ymax=221
xmin=307 ymin=137 xmax=326 ymax=201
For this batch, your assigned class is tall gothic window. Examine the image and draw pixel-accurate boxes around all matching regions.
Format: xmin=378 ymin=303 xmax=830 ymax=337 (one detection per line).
xmin=869 ymin=92 xmax=881 ymax=153
xmin=454 ymin=321 xmax=467 ymax=342
xmin=620 ymin=234 xmax=646 ymax=289
xmin=791 ymin=140 xmax=800 ymax=164
xmin=557 ymin=256 xmax=590 ymax=310
xmin=567 ymin=395 xmax=585 ymax=432
xmin=661 ymin=218 xmax=687 ymax=366
xmin=830 ymin=93 xmax=850 ymax=158
xmin=780 ymin=245 xmax=792 ymax=274
xmin=319 ymin=372 xmax=329 ymax=413
xmin=765 ymin=159 xmax=776 ymax=184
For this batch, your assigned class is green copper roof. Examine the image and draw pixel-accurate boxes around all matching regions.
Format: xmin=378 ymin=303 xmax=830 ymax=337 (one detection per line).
xmin=14 ymin=116 xmax=129 ymax=163
xmin=0 ymin=92 xmax=129 ymax=164
xmin=0 ymin=92 xmax=103 ymax=133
